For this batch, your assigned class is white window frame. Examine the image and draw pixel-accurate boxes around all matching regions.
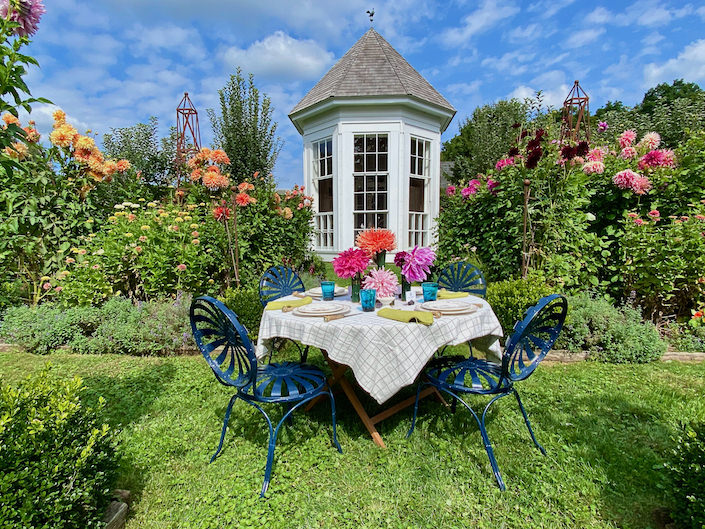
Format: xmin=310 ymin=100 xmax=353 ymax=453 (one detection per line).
xmin=313 ymin=137 xmax=334 ymax=249
xmin=408 ymin=136 xmax=431 ymax=247
xmin=352 ymin=133 xmax=389 ymax=239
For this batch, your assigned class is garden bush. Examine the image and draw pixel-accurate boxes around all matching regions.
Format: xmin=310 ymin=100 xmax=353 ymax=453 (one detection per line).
xmin=221 ymin=286 xmax=264 ymax=339
xmin=485 ymin=272 xmax=554 ymax=334
xmin=0 ymin=297 xmax=191 ymax=355
xmin=666 ymin=422 xmax=705 ymax=529
xmin=0 ymin=367 xmax=116 ymax=528
xmin=556 ymin=292 xmax=666 ymax=363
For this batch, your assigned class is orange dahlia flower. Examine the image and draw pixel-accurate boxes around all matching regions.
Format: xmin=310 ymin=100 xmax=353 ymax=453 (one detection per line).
xmin=235 ymin=192 xmax=252 ymax=207
xmin=210 ymin=149 xmax=230 ymax=164
xmin=116 ymin=159 xmax=131 ymax=172
xmin=356 ymin=228 xmax=396 ymax=256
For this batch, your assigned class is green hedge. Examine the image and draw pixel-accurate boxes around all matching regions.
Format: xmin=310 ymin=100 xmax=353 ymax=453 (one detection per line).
xmin=556 ymin=292 xmax=666 ymax=363
xmin=485 ymin=272 xmax=554 ymax=335
xmin=667 ymin=422 xmax=705 ymax=528
xmin=0 ymin=368 xmax=116 ymax=528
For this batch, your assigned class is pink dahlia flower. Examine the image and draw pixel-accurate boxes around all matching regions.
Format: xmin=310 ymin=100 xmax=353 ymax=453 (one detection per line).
xmin=613 ymin=169 xmax=640 ymax=190
xmin=633 ymin=218 xmax=645 ymax=226
xmin=638 ymin=149 xmax=675 ymax=170
xmin=446 ymin=185 xmax=456 ymax=196
xmin=598 ymin=121 xmax=608 ymax=133
xmin=638 ymin=132 xmax=661 ymax=150
xmin=495 ymin=158 xmax=514 ymax=171
xmin=332 ymin=247 xmax=370 ymax=279
xmin=648 ymin=209 xmax=660 ymax=218
xmin=362 ymin=267 xmax=399 ymax=297
xmin=487 ymin=178 xmax=499 ymax=195
xmin=586 ymin=147 xmax=605 ymax=162
xmin=631 ymin=175 xmax=652 ymax=195
xmin=619 ymin=130 xmax=637 ymax=148
xmin=1 ymin=0 xmax=45 ymax=37
xmin=401 ymin=246 xmax=436 ymax=283
xmin=582 ymin=161 xmax=605 ymax=174
xmin=620 ymin=146 xmax=637 ymax=159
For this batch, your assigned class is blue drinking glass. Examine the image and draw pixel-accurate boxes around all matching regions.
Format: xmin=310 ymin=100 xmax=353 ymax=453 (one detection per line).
xmin=422 ymin=282 xmax=438 ymax=302
xmin=321 ymin=281 xmax=335 ymax=301
xmin=360 ymin=288 xmax=377 ymax=312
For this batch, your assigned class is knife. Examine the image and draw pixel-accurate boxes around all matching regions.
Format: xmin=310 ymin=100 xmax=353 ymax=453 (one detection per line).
xmin=324 ymin=311 xmax=364 ymax=322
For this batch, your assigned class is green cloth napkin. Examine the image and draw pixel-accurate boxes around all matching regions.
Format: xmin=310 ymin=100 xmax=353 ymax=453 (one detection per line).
xmin=437 ymin=289 xmax=469 ymax=299
xmin=377 ymin=308 xmax=434 ymax=326
xmin=265 ymin=296 xmax=312 ymax=311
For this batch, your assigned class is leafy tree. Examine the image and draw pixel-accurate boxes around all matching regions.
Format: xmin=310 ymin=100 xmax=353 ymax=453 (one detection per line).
xmin=639 ymin=79 xmax=704 ymax=117
xmin=441 ymin=99 xmax=527 ymax=184
xmin=102 ymin=116 xmax=176 ymax=187
xmin=208 ymin=68 xmax=281 ymax=183
xmin=594 ymin=100 xmax=628 ymax=122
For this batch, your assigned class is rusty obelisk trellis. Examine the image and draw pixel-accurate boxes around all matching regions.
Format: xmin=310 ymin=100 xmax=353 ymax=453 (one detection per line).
xmin=560 ymin=80 xmax=590 ymax=143
xmin=175 ymin=92 xmax=201 ymax=187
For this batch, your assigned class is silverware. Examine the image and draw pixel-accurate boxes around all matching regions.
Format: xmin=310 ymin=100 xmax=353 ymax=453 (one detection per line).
xmin=324 ymin=311 xmax=363 ymax=322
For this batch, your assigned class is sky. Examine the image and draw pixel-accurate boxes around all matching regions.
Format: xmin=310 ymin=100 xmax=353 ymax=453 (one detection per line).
xmin=20 ymin=0 xmax=705 ymax=189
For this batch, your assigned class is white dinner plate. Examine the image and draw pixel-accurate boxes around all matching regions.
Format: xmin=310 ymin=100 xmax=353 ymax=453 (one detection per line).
xmin=304 ymin=286 xmax=348 ymax=298
xmin=293 ymin=302 xmax=350 ymax=317
xmin=419 ymin=300 xmax=480 ymax=315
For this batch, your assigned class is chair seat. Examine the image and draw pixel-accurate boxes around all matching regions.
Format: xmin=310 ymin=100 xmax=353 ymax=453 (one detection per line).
xmin=427 ymin=357 xmax=510 ymax=394
xmin=243 ymin=361 xmax=327 ymax=403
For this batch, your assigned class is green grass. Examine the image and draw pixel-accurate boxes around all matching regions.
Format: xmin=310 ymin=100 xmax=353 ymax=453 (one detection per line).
xmin=1 ymin=350 xmax=703 ymax=529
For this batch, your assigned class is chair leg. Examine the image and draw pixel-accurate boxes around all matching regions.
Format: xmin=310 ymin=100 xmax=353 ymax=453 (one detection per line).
xmin=513 ymin=389 xmax=546 ymax=455
xmin=480 ymin=394 xmax=510 ymax=492
xmin=324 ymin=389 xmax=343 ymax=453
xmin=210 ymin=394 xmax=239 ymax=463
xmin=406 ymin=381 xmax=429 ymax=438
xmin=300 ymin=345 xmax=309 ymax=364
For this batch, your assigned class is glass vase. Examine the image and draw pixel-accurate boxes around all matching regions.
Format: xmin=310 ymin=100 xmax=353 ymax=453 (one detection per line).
xmin=401 ymin=277 xmax=411 ymax=299
xmin=375 ymin=250 xmax=386 ymax=269
xmin=351 ymin=273 xmax=361 ymax=303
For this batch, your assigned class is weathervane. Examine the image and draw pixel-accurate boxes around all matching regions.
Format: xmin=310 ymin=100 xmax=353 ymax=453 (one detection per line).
xmin=366 ymin=9 xmax=374 ymax=23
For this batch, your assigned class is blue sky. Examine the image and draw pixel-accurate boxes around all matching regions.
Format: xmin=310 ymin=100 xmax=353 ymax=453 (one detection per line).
xmin=21 ymin=0 xmax=705 ymax=189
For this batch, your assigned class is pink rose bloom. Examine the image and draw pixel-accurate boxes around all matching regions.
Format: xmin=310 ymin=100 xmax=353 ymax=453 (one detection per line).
xmin=619 ymin=130 xmax=637 ymax=148
xmin=620 ymin=146 xmax=637 ymax=159
xmin=582 ymin=161 xmax=605 ymax=174
xmin=446 ymin=185 xmax=456 ymax=196
xmin=638 ymin=132 xmax=661 ymax=150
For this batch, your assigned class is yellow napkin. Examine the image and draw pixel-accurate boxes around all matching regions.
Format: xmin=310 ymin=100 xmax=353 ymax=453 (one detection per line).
xmin=265 ymin=296 xmax=312 ymax=311
xmin=437 ymin=289 xmax=469 ymax=299
xmin=377 ymin=308 xmax=434 ymax=326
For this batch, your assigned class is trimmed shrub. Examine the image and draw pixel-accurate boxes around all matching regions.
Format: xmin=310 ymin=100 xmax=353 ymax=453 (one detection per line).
xmin=0 ymin=368 xmax=117 ymax=528
xmin=221 ymin=286 xmax=264 ymax=340
xmin=485 ymin=272 xmax=554 ymax=334
xmin=0 ymin=297 xmax=191 ymax=355
xmin=556 ymin=292 xmax=666 ymax=363
xmin=666 ymin=422 xmax=705 ymax=528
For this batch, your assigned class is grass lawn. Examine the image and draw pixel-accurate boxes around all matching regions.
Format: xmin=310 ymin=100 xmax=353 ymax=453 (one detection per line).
xmin=1 ymin=350 xmax=703 ymax=529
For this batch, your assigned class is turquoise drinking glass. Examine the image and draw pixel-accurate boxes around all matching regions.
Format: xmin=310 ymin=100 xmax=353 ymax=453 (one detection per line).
xmin=321 ymin=281 xmax=335 ymax=301
xmin=422 ymin=282 xmax=438 ymax=302
xmin=360 ymin=288 xmax=377 ymax=312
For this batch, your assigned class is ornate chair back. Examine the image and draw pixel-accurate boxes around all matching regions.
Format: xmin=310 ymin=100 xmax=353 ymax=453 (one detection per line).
xmin=190 ymin=296 xmax=257 ymax=389
xmin=501 ymin=294 xmax=567 ymax=383
xmin=259 ymin=266 xmax=306 ymax=307
xmin=437 ymin=262 xmax=487 ymax=297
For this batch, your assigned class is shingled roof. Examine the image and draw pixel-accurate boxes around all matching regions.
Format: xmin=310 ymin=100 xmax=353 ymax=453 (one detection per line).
xmin=289 ymin=28 xmax=455 ymax=116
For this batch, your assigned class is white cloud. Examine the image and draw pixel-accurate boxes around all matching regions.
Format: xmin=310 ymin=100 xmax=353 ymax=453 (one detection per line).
xmin=587 ymin=1 xmax=694 ymax=28
xmin=222 ymin=31 xmax=334 ymax=81
xmin=527 ymin=0 xmax=575 ymax=19
xmin=125 ymin=24 xmax=207 ymax=62
xmin=507 ymin=84 xmax=571 ymax=109
xmin=507 ymin=24 xmax=546 ymax=43
xmin=586 ymin=7 xmax=612 ymax=24
xmin=565 ymin=29 xmax=605 ymax=49
xmin=441 ymin=0 xmax=520 ymax=47
xmin=481 ymin=51 xmax=535 ymax=76
xmin=643 ymin=39 xmax=705 ymax=87
xmin=446 ymin=81 xmax=482 ymax=96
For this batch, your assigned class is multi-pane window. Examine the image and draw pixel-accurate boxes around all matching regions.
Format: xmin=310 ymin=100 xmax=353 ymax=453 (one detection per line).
xmin=313 ymin=138 xmax=334 ymax=248
xmin=409 ymin=137 xmax=431 ymax=247
xmin=353 ymin=134 xmax=388 ymax=238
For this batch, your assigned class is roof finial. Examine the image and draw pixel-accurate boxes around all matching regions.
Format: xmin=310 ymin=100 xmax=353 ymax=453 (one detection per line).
xmin=366 ymin=9 xmax=374 ymax=24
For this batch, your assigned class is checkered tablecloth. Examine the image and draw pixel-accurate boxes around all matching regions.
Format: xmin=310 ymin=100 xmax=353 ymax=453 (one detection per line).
xmin=255 ymin=295 xmax=503 ymax=404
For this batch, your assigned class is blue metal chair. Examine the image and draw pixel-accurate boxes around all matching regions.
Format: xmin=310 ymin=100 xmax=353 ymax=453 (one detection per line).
xmin=408 ymin=294 xmax=567 ymax=491
xmin=259 ymin=265 xmax=309 ymax=362
xmin=190 ymin=296 xmax=342 ymax=497
xmin=437 ymin=261 xmax=487 ymax=298
xmin=436 ymin=262 xmax=487 ymax=360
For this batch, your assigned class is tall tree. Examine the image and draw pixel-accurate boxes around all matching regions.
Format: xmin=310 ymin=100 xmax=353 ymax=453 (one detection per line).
xmin=442 ymin=99 xmax=528 ymax=184
xmin=208 ymin=68 xmax=281 ymax=183
xmin=639 ymin=79 xmax=704 ymax=117
xmin=103 ymin=117 xmax=177 ymax=186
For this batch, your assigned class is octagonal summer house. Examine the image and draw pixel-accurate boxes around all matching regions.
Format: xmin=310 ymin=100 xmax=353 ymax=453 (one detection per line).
xmin=289 ymin=28 xmax=456 ymax=262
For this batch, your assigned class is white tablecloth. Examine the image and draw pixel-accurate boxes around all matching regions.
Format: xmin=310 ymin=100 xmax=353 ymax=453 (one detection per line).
xmin=255 ymin=295 xmax=503 ymax=404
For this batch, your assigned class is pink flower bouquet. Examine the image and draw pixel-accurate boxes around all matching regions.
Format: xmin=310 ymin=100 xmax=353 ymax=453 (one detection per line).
xmin=362 ymin=267 xmax=399 ymax=297
xmin=332 ymin=247 xmax=370 ymax=279
xmin=397 ymin=246 xmax=436 ymax=283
